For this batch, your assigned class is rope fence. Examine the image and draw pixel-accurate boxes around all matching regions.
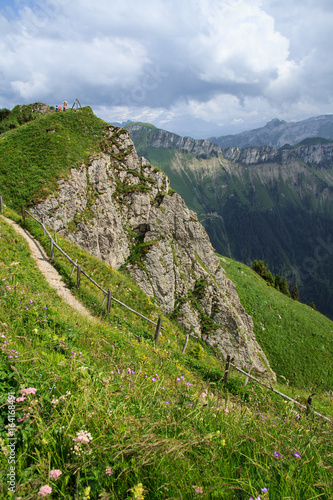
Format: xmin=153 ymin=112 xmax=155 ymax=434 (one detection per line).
xmin=222 ymin=355 xmax=331 ymax=423
xmin=19 ymin=203 xmax=164 ymax=343
xmin=0 ymin=197 xmax=331 ymax=420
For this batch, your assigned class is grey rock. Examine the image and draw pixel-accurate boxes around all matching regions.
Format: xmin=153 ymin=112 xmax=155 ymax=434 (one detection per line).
xmin=31 ymin=126 xmax=276 ymax=381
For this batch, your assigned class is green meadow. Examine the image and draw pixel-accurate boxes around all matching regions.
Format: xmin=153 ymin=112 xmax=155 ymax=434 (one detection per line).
xmin=0 ymin=208 xmax=332 ymax=499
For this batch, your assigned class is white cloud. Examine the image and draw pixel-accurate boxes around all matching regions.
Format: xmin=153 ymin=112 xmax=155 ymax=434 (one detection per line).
xmin=0 ymin=0 xmax=333 ymax=137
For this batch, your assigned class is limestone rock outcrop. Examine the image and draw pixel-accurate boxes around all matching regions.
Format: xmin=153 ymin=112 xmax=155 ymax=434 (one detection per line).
xmin=31 ymin=126 xmax=276 ymax=381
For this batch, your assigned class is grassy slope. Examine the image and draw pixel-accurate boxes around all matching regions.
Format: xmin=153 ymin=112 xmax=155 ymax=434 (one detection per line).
xmin=219 ymin=255 xmax=333 ymax=391
xmin=0 ymin=106 xmax=108 ymax=210
xmin=0 ymin=210 xmax=332 ymax=500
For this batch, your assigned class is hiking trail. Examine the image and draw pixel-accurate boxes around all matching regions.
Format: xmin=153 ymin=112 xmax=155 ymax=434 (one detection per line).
xmin=2 ymin=216 xmax=96 ymax=321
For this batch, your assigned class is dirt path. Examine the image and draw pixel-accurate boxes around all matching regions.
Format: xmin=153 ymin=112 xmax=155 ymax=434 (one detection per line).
xmin=2 ymin=216 xmax=96 ymax=321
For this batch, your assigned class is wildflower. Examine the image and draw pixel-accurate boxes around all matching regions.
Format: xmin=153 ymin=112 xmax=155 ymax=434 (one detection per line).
xmin=17 ymin=413 xmax=29 ymax=422
xmin=152 ymin=378 xmax=156 ymax=382
xmin=127 ymin=368 xmax=131 ymax=375
xmin=16 ymin=396 xmax=26 ymax=402
xmin=83 ymin=486 xmax=91 ymax=500
xmin=273 ymin=452 xmax=280 ymax=457
xmin=105 ymin=467 xmax=113 ymax=476
xmin=261 ymin=488 xmax=269 ymax=493
xmin=74 ymin=430 xmax=93 ymax=444
xmin=294 ymin=452 xmax=301 ymax=458
xmin=166 ymin=401 xmax=170 ymax=404
xmin=188 ymin=403 xmax=193 ymax=406
xmin=192 ymin=485 xmax=203 ymax=494
xmin=21 ymin=387 xmax=37 ymax=396
xmin=38 ymin=485 xmax=52 ymax=496
xmin=130 ymin=483 xmax=144 ymax=500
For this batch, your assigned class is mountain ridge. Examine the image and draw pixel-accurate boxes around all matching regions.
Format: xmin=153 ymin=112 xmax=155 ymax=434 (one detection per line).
xmin=209 ymin=114 xmax=333 ymax=148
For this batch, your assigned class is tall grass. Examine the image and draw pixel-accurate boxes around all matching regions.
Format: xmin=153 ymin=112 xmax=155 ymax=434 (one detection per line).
xmin=0 ymin=212 xmax=332 ymax=499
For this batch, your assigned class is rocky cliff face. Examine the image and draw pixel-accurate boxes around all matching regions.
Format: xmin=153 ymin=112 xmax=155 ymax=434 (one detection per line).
xmin=223 ymin=142 xmax=333 ymax=166
xmin=127 ymin=124 xmax=221 ymax=157
xmin=30 ymin=126 xmax=275 ymax=381
xmin=128 ymin=122 xmax=333 ymax=167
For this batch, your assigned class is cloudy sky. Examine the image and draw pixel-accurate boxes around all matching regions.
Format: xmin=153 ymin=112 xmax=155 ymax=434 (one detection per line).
xmin=0 ymin=0 xmax=332 ymax=138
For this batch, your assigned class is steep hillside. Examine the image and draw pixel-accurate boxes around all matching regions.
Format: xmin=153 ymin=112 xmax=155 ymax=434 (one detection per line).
xmin=209 ymin=115 xmax=333 ymax=148
xmin=127 ymin=124 xmax=333 ymax=320
xmin=0 ymin=105 xmax=274 ymax=379
xmin=1 ymin=213 xmax=332 ymax=499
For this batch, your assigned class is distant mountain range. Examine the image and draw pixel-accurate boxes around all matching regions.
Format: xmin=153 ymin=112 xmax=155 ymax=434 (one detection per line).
xmin=126 ymin=121 xmax=333 ymax=320
xmin=209 ymin=115 xmax=333 ymax=149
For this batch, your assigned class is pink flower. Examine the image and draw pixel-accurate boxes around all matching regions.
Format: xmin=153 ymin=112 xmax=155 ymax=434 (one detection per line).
xmin=192 ymin=485 xmax=203 ymax=494
xmin=49 ymin=469 xmax=62 ymax=480
xmin=105 ymin=467 xmax=113 ymax=476
xmin=73 ymin=429 xmax=93 ymax=444
xmin=17 ymin=413 xmax=29 ymax=422
xmin=38 ymin=485 xmax=52 ymax=496
xmin=21 ymin=387 xmax=37 ymax=396
xmin=16 ymin=396 xmax=26 ymax=402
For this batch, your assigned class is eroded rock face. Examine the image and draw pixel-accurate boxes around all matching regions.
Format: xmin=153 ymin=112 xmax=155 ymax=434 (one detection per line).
xmin=31 ymin=126 xmax=276 ymax=381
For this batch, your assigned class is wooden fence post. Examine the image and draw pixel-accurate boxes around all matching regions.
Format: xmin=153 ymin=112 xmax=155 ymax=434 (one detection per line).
xmin=154 ymin=317 xmax=162 ymax=348
xmin=307 ymin=393 xmax=314 ymax=414
xmin=107 ymin=289 xmax=112 ymax=316
xmin=0 ymin=196 xmax=3 ymax=213
xmin=42 ymin=218 xmax=46 ymax=236
xmin=77 ymin=265 xmax=81 ymax=289
xmin=54 ymin=229 xmax=57 ymax=243
xmin=181 ymin=334 xmax=189 ymax=355
xmin=50 ymin=238 xmax=54 ymax=259
xmin=21 ymin=205 xmax=25 ymax=222
xmin=244 ymin=365 xmax=254 ymax=386
xmin=224 ymin=355 xmax=232 ymax=384
xmin=70 ymin=259 xmax=77 ymax=278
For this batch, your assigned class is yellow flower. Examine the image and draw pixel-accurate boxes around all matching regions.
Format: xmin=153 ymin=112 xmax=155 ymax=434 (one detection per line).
xmin=130 ymin=483 xmax=144 ymax=500
xmin=221 ymin=439 xmax=226 ymax=446
xmin=83 ymin=486 xmax=91 ymax=500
